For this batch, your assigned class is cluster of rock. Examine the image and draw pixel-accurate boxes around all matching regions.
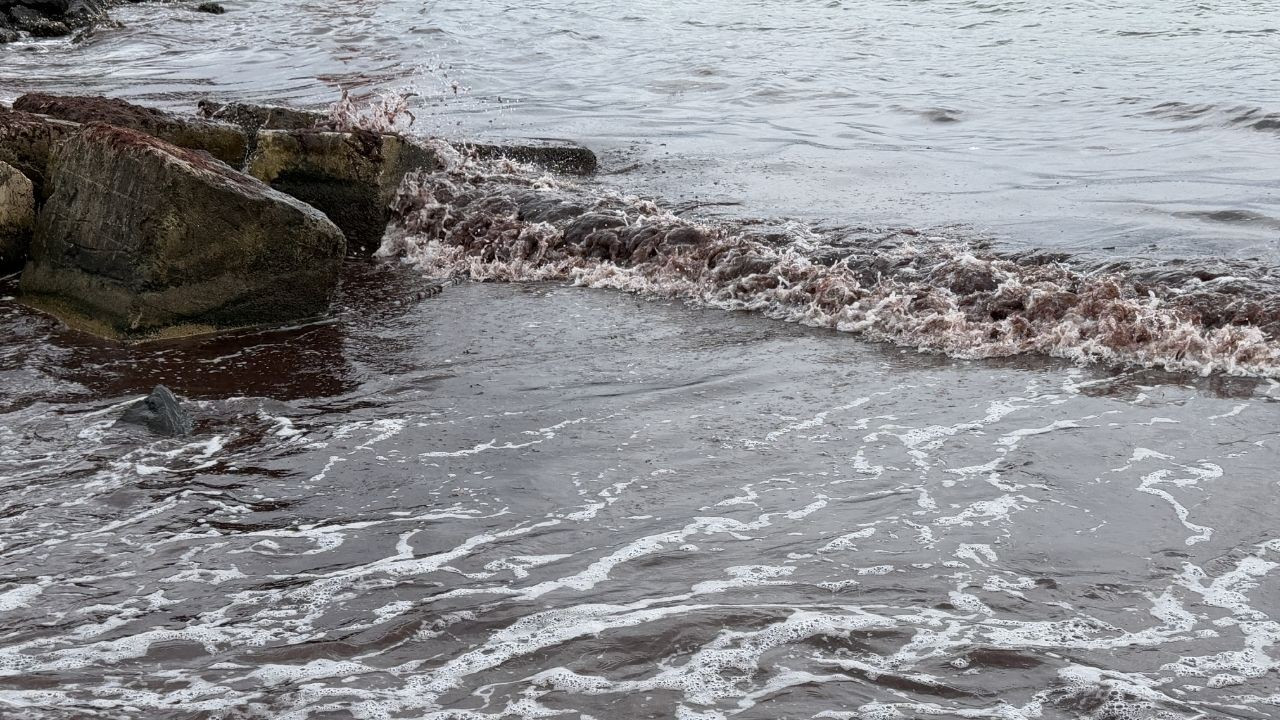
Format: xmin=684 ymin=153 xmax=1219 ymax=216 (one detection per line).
xmin=0 ymin=92 xmax=597 ymax=341
xmin=0 ymin=0 xmax=223 ymax=43
xmin=1 ymin=0 xmax=105 ymax=41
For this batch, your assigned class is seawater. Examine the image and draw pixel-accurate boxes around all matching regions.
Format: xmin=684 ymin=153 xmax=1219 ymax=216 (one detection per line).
xmin=2 ymin=1 xmax=1280 ymax=718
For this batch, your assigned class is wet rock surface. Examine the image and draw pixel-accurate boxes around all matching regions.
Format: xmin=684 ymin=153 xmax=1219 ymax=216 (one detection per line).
xmin=0 ymin=159 xmax=34 ymax=272
xmin=119 ymin=384 xmax=193 ymax=436
xmin=198 ymin=99 xmax=325 ymax=134
xmin=14 ymin=93 xmax=249 ymax=167
xmin=247 ymin=128 xmax=442 ymax=253
xmin=199 ymin=99 xmax=597 ymax=176
xmin=0 ymin=105 xmax=80 ymax=198
xmin=462 ymin=138 xmax=598 ymax=175
xmin=197 ymin=99 xmax=324 ymax=160
xmin=0 ymin=0 xmax=108 ymax=38
xmin=20 ymin=123 xmax=346 ymax=339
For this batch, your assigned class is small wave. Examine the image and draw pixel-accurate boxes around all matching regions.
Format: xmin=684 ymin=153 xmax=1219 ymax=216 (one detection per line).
xmin=1141 ymin=101 xmax=1280 ymax=135
xmin=378 ymin=152 xmax=1280 ymax=378
xmin=1173 ymin=209 xmax=1280 ymax=231
xmin=891 ymin=105 xmax=964 ymax=123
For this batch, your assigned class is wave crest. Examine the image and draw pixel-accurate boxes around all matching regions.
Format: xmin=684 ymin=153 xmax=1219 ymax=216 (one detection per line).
xmin=378 ymin=158 xmax=1280 ymax=377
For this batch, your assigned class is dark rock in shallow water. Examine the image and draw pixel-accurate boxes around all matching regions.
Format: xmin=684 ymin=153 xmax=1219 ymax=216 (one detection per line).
xmin=10 ymin=9 xmax=68 ymax=36
xmin=20 ymin=123 xmax=346 ymax=340
xmin=1 ymin=0 xmax=109 ymax=37
xmin=0 ymin=159 xmax=35 ymax=273
xmin=247 ymin=129 xmax=444 ymax=254
xmin=461 ymin=139 xmax=598 ymax=175
xmin=194 ymin=2 xmax=224 ymax=14
xmin=120 ymin=385 xmax=193 ymax=437
xmin=13 ymin=93 xmax=249 ymax=167
xmin=0 ymin=106 xmax=81 ymax=199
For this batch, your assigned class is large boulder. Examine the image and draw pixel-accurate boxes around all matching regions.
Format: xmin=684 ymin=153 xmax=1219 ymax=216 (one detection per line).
xmin=0 ymin=159 xmax=35 ymax=272
xmin=20 ymin=124 xmax=346 ymax=340
xmin=246 ymin=129 xmax=442 ymax=253
xmin=0 ymin=106 xmax=80 ymax=198
xmin=13 ymin=93 xmax=248 ymax=167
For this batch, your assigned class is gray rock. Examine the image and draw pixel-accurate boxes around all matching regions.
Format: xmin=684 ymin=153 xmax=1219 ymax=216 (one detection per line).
xmin=120 ymin=385 xmax=193 ymax=437
xmin=13 ymin=93 xmax=249 ymax=167
xmin=0 ymin=159 xmax=35 ymax=273
xmin=247 ymin=128 xmax=443 ymax=253
xmin=20 ymin=123 xmax=346 ymax=340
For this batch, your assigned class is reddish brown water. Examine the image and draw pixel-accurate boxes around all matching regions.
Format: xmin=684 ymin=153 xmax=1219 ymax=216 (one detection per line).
xmin=3 ymin=1 xmax=1280 ymax=718
xmin=3 ymin=263 xmax=1280 ymax=719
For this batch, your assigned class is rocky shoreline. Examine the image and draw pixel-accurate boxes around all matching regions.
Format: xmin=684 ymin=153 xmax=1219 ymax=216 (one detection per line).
xmin=0 ymin=92 xmax=597 ymax=341
xmin=0 ymin=0 xmax=224 ymax=43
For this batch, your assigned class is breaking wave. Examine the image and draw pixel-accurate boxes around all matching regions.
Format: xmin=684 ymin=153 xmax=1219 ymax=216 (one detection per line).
xmin=378 ymin=150 xmax=1280 ymax=378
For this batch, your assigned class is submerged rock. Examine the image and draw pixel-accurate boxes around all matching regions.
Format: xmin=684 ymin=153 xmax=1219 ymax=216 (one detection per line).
xmin=194 ymin=2 xmax=224 ymax=13
xmin=0 ymin=106 xmax=81 ymax=198
xmin=120 ymin=385 xmax=193 ymax=437
xmin=20 ymin=124 xmax=346 ymax=340
xmin=0 ymin=159 xmax=35 ymax=272
xmin=247 ymin=129 xmax=443 ymax=253
xmin=13 ymin=93 xmax=249 ymax=167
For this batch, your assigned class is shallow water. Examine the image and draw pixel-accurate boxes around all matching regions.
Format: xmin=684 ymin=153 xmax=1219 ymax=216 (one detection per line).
xmin=3 ymin=2 xmax=1280 ymax=718
xmin=2 ymin=270 xmax=1280 ymax=719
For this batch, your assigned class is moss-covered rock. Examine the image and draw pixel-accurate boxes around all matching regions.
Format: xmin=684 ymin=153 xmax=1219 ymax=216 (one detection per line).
xmin=247 ymin=128 xmax=443 ymax=253
xmin=13 ymin=92 xmax=249 ymax=167
xmin=0 ymin=159 xmax=35 ymax=273
xmin=20 ymin=124 xmax=346 ymax=340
